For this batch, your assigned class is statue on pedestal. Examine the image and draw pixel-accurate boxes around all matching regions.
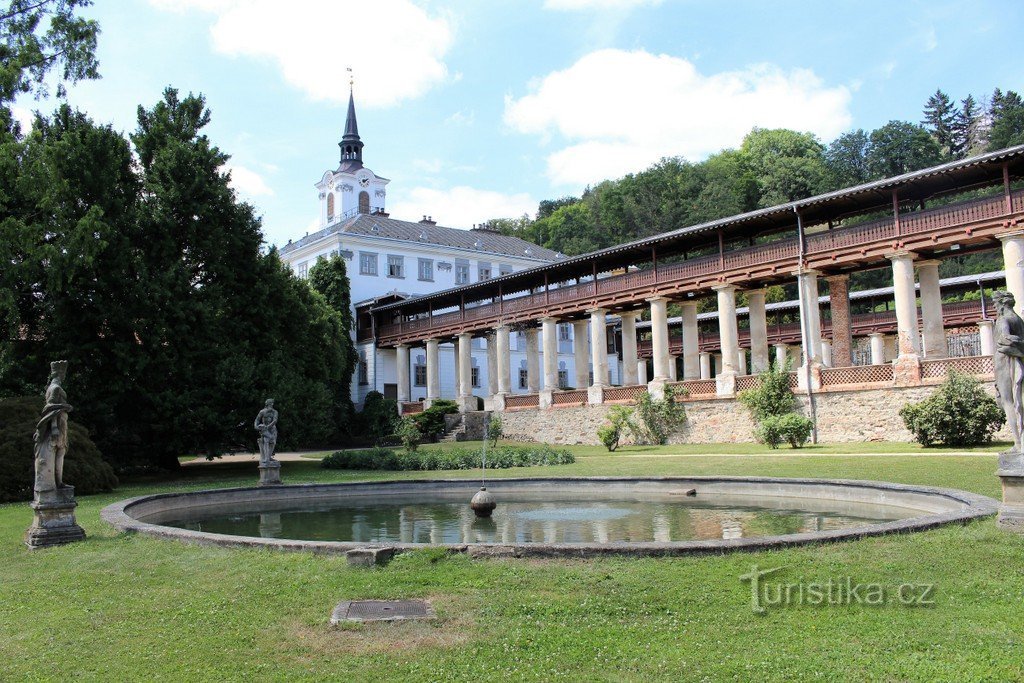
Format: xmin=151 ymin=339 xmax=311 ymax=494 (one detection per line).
xmin=26 ymin=360 xmax=86 ymax=548
xmin=254 ymin=399 xmax=278 ymax=466
xmin=993 ymin=292 xmax=1024 ymax=467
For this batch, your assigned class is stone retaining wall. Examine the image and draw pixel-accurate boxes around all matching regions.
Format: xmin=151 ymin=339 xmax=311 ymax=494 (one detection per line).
xmin=494 ymin=382 xmax=1011 ymax=446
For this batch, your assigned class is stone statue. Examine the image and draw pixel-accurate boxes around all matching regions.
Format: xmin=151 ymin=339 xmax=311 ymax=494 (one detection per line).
xmin=993 ymin=291 xmax=1024 ymax=461
xmin=33 ymin=360 xmax=73 ymax=494
xmin=254 ymin=399 xmax=278 ymax=466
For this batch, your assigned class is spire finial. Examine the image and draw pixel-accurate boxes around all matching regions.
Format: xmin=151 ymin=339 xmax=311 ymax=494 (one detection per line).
xmin=346 ymin=66 xmax=353 ymax=91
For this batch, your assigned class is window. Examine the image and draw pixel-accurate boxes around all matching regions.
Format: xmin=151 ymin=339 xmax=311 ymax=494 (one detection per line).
xmin=417 ymin=258 xmax=433 ymax=281
xmin=478 ymin=263 xmax=492 ymax=281
xmin=499 ymin=263 xmax=513 ymax=276
xmin=519 ymin=368 xmax=528 ymax=390
xmin=455 ymin=263 xmax=470 ymax=284
xmin=558 ymin=324 xmax=571 ymax=341
xmin=358 ymin=190 xmax=369 ymax=214
xmin=358 ymin=356 xmax=368 ymax=385
xmin=558 ymin=369 xmax=569 ymax=389
xmin=296 ymin=261 xmax=308 ymax=279
xmin=414 ymin=355 xmax=426 ymax=387
xmin=326 ymin=193 xmax=335 ymax=220
xmin=471 ymin=366 xmax=480 ymax=388
xmin=387 ymin=255 xmax=404 ymax=278
xmin=359 ymin=252 xmax=378 ymax=276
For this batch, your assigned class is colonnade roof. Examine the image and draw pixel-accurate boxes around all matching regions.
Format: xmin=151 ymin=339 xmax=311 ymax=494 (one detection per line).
xmin=371 ymin=145 xmax=1024 ymax=318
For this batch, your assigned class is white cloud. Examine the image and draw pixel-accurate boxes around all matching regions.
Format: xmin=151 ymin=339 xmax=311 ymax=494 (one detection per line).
xmin=389 ymin=186 xmax=536 ymax=228
xmin=544 ymin=0 xmax=662 ymax=9
xmin=504 ymin=49 xmax=852 ymax=186
xmin=149 ymin=0 xmax=453 ymax=107
xmin=11 ymin=105 xmax=34 ymax=133
xmin=227 ymin=163 xmax=274 ymax=197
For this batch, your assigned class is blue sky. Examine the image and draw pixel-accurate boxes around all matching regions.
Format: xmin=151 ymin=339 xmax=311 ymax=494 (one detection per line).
xmin=15 ymin=0 xmax=1024 ymax=248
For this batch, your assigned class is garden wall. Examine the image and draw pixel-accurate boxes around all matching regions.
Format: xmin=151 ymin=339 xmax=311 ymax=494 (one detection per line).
xmin=491 ymin=382 xmax=1011 ymax=446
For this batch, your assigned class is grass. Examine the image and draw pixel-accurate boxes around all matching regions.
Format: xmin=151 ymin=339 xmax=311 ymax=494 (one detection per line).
xmin=2 ymin=450 xmax=1023 ymax=680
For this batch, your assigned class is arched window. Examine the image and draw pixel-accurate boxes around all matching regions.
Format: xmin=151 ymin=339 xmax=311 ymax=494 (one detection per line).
xmin=358 ymin=191 xmax=369 ymax=214
xmin=326 ymin=193 xmax=335 ymax=220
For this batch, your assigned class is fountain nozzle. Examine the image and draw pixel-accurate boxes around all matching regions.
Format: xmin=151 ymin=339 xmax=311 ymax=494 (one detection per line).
xmin=470 ymin=487 xmax=496 ymax=518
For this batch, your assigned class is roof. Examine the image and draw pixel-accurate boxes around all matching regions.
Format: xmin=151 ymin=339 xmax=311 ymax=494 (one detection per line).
xmin=372 ymin=144 xmax=1024 ymax=316
xmin=280 ymin=213 xmax=563 ymax=262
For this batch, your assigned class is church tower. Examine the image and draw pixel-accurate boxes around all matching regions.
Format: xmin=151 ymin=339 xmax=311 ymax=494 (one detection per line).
xmin=316 ymin=82 xmax=389 ymax=227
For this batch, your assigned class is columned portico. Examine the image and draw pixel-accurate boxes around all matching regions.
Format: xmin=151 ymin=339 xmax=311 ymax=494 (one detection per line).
xmin=825 ymin=274 xmax=853 ymax=367
xmin=572 ymin=320 xmax=590 ymax=390
xmin=1000 ymin=232 xmax=1024 ymax=306
xmin=746 ymin=289 xmax=770 ymax=374
xmin=680 ymin=301 xmax=700 ymax=380
xmin=588 ymin=308 xmax=609 ymax=404
xmin=396 ymin=344 xmax=410 ymax=406
xmin=457 ymin=332 xmax=473 ymax=412
xmin=888 ymin=251 xmax=922 ymax=384
xmin=525 ymin=327 xmax=540 ymax=393
xmin=540 ymin=317 xmax=559 ymax=408
xmin=647 ymin=296 xmax=671 ymax=398
xmin=620 ymin=311 xmax=640 ymax=385
xmin=917 ymin=259 xmax=946 ymax=358
xmin=425 ymin=338 xmax=440 ymax=405
xmin=712 ymin=284 xmax=739 ymax=395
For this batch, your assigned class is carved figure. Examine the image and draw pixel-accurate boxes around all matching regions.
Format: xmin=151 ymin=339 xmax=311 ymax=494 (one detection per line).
xmin=993 ymin=291 xmax=1024 ymax=454
xmin=33 ymin=361 xmax=73 ymax=493
xmin=254 ymin=399 xmax=278 ymax=466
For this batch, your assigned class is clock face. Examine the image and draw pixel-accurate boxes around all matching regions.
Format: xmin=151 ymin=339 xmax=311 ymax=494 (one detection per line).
xmin=358 ymin=176 xmax=370 ymax=188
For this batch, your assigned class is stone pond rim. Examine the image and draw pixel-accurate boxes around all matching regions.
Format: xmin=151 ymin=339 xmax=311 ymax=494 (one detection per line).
xmin=100 ymin=476 xmax=1000 ymax=560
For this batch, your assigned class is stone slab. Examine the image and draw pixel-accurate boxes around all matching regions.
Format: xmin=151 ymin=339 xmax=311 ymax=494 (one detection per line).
xmin=330 ymin=599 xmax=434 ymax=624
xmin=346 ymin=546 xmax=396 ymax=567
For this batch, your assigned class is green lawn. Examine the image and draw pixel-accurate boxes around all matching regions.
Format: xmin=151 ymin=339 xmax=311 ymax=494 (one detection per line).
xmin=2 ymin=452 xmax=1023 ymax=681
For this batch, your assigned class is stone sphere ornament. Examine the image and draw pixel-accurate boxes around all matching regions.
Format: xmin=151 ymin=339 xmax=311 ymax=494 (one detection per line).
xmin=470 ymin=487 xmax=496 ymax=518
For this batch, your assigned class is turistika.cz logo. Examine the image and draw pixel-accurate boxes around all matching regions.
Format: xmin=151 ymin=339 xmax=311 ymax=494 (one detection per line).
xmin=739 ymin=564 xmax=935 ymax=614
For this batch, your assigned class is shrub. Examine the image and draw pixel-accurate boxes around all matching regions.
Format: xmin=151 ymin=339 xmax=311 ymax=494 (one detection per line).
xmin=900 ymin=370 xmax=1005 ymax=447
xmin=0 ymin=396 xmax=118 ymax=502
xmin=486 ymin=414 xmax=503 ymax=446
xmin=630 ymin=385 xmax=686 ymax=445
xmin=597 ymin=405 xmax=635 ymax=452
xmin=395 ymin=416 xmax=421 ymax=452
xmin=321 ymin=444 xmax=575 ymax=471
xmin=754 ymin=413 xmax=814 ymax=449
xmin=411 ymin=400 xmax=458 ymax=440
xmin=356 ymin=391 xmax=399 ymax=441
xmin=738 ymin=363 xmax=794 ymax=421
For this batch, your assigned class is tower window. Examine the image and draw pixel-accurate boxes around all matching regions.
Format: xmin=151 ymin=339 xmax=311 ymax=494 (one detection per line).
xmin=326 ymin=193 xmax=335 ymax=220
xmin=359 ymin=191 xmax=370 ymax=214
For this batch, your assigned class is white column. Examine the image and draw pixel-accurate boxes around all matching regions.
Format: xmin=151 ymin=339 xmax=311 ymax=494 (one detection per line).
xmin=637 ymin=359 xmax=648 ymax=384
xmin=620 ymin=311 xmax=640 ymax=385
xmin=796 ymin=270 xmax=824 ymax=365
xmin=525 ymin=327 xmax=540 ymax=392
xmin=495 ymin=325 xmax=511 ymax=396
xmin=452 ymin=338 xmax=460 ymax=395
xmin=713 ymin=353 xmax=723 ymax=375
xmin=680 ymin=301 xmax=700 ymax=380
xmin=747 ymin=289 xmax=770 ymax=374
xmin=572 ymin=320 xmax=590 ymax=390
xmin=821 ymin=341 xmax=832 ymax=368
xmin=396 ymin=344 xmax=410 ymax=404
xmin=699 ymin=352 xmax=711 ymax=379
xmin=869 ymin=333 xmax=885 ymax=365
xmin=588 ymin=308 xmax=609 ymax=404
xmin=457 ymin=332 xmax=472 ymax=398
xmin=541 ymin=317 xmax=559 ymax=391
xmin=668 ymin=355 xmax=678 ymax=381
xmin=485 ymin=333 xmax=498 ymax=397
xmin=713 ymin=284 xmax=739 ymax=395
xmin=888 ymin=252 xmax=921 ymax=358
xmin=736 ymin=349 xmax=747 ymax=375
xmin=1001 ymin=232 xmax=1024 ymax=307
xmin=917 ymin=259 xmax=946 ymax=358
xmin=425 ymin=338 xmax=440 ymax=402
xmin=978 ymin=320 xmax=994 ymax=356
xmin=773 ymin=343 xmax=789 ymax=369
xmin=648 ymin=297 xmax=671 ymax=383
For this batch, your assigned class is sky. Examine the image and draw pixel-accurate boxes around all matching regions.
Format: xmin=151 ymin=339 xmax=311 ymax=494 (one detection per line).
xmin=14 ymin=0 xmax=1024 ymax=249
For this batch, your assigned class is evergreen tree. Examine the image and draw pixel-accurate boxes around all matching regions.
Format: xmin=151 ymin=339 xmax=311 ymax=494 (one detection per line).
xmin=308 ymin=253 xmax=357 ymax=438
xmin=988 ymin=89 xmax=1024 ymax=150
xmin=951 ymin=95 xmax=982 ymax=158
xmin=922 ymin=89 xmax=957 ymax=158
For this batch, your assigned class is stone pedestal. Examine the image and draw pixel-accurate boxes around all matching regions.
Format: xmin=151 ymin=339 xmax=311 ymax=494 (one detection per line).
xmin=25 ymin=486 xmax=85 ymax=549
xmin=456 ymin=395 xmax=477 ymax=413
xmin=997 ymin=451 xmax=1024 ymax=532
xmin=796 ymin=362 xmax=822 ymax=393
xmin=715 ymin=370 xmax=736 ymax=397
xmin=587 ymin=385 xmax=604 ymax=405
xmin=893 ymin=354 xmax=922 ymax=386
xmin=490 ymin=393 xmax=506 ymax=412
xmin=539 ymin=389 xmax=554 ymax=409
xmin=647 ymin=378 xmax=667 ymax=401
xmin=258 ymin=461 xmax=283 ymax=487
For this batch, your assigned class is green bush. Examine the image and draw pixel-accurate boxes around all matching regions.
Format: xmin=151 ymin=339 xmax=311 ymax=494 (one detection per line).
xmin=0 ymin=396 xmax=118 ymax=502
xmin=738 ymin=364 xmax=795 ymax=421
xmin=900 ymin=370 xmax=1005 ymax=447
xmin=486 ymin=415 xmax=503 ymax=446
xmin=597 ymin=405 xmax=635 ymax=452
xmin=629 ymin=385 xmax=686 ymax=445
xmin=356 ymin=391 xmax=399 ymax=441
xmin=754 ymin=413 xmax=815 ymax=449
xmin=411 ymin=400 xmax=458 ymax=439
xmin=395 ymin=417 xmax=421 ymax=452
xmin=321 ymin=444 xmax=575 ymax=471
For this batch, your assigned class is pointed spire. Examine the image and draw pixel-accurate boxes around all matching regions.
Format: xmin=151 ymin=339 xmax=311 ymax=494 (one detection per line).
xmin=338 ymin=69 xmax=364 ymax=167
xmin=343 ymin=89 xmax=359 ymax=139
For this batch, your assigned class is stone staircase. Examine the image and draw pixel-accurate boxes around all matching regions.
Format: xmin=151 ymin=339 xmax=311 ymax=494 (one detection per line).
xmin=438 ymin=414 xmax=466 ymax=443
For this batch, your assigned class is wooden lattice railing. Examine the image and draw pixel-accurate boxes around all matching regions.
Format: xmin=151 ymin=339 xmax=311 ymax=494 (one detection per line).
xmin=921 ymin=355 xmax=994 ymax=380
xmin=820 ymin=364 xmax=894 ymax=387
xmin=603 ymin=385 xmax=648 ymax=403
xmin=734 ymin=375 xmax=762 ymax=393
xmin=673 ymin=379 xmax=717 ymax=399
xmin=505 ymin=393 xmax=540 ymax=409
xmin=551 ymin=389 xmax=588 ymax=407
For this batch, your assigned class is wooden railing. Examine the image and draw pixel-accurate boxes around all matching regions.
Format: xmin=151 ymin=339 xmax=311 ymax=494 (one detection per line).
xmin=400 ymin=401 xmax=424 ymax=415
xmin=603 ymin=385 xmax=648 ymax=403
xmin=505 ymin=393 xmax=539 ymax=409
xmin=551 ymin=390 xmax=588 ymax=407
xmin=819 ymin=364 xmax=894 ymax=388
xmin=377 ymin=190 xmax=1021 ymax=344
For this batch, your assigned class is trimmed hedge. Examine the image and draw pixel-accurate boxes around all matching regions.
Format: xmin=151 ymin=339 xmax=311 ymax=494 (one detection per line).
xmin=321 ymin=444 xmax=575 ymax=471
xmin=0 ymin=396 xmax=118 ymax=502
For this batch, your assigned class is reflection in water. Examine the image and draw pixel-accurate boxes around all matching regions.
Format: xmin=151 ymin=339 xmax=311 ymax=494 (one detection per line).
xmin=156 ymin=492 xmax=915 ymax=544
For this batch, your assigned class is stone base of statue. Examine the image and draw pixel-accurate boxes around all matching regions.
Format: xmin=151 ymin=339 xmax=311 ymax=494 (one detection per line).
xmin=25 ymin=486 xmax=86 ymax=549
xmin=997 ymin=451 xmax=1024 ymax=532
xmin=258 ymin=460 xmax=282 ymax=487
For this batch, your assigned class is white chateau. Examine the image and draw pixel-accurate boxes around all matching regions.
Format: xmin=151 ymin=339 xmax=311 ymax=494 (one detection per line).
xmin=280 ymin=89 xmax=621 ymax=407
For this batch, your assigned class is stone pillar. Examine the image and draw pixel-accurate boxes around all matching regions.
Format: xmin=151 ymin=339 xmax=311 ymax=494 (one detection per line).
xmin=668 ymin=355 xmax=678 ymax=381
xmin=713 ymin=284 xmax=739 ymax=395
xmin=773 ymin=343 xmax=789 ymax=369
xmin=525 ymin=327 xmax=540 ymax=393
xmin=917 ymin=259 xmax=946 ymax=358
xmin=396 ymin=344 xmax=410 ymax=405
xmin=588 ymin=308 xmax=609 ymax=404
xmin=637 ymin=359 xmax=648 ymax=384
xmin=540 ymin=317 xmax=558 ymax=408
xmin=979 ymin=320 xmax=995 ymax=356
xmin=713 ymin=353 xmax=723 ymax=375
xmin=699 ymin=352 xmax=711 ymax=379
xmin=680 ymin=301 xmax=700 ymax=380
xmin=457 ymin=332 xmax=473 ymax=412
xmin=736 ymin=349 xmax=748 ymax=376
xmin=825 ymin=274 xmax=853 ymax=368
xmin=494 ymin=326 xmax=511 ymax=410
xmin=648 ymin=297 xmax=671 ymax=384
xmin=572 ymin=320 xmax=590 ymax=390
xmin=888 ymin=251 xmax=922 ymax=385
xmin=821 ymin=341 xmax=832 ymax=368
xmin=795 ymin=270 xmax=824 ymax=392
xmin=620 ymin=311 xmax=640 ymax=385
xmin=425 ymin=338 xmax=440 ymax=405
xmin=452 ymin=337 xmax=460 ymax=394
xmin=869 ymin=333 xmax=885 ymax=365
xmin=1000 ymin=232 xmax=1024 ymax=307
xmin=485 ymin=332 xmax=498 ymax=397
xmin=883 ymin=334 xmax=898 ymax=362
xmin=746 ymin=289 xmax=770 ymax=374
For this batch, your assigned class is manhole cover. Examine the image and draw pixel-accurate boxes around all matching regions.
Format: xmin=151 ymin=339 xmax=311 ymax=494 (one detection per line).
xmin=330 ymin=599 xmax=435 ymax=624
